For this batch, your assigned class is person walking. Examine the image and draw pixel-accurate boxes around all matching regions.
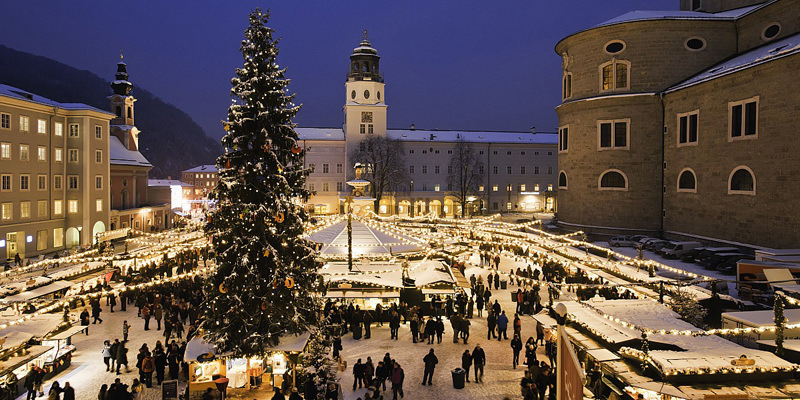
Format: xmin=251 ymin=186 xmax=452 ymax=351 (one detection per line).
xmin=115 ymin=341 xmax=129 ymax=374
xmin=497 ymin=311 xmax=509 ymax=341
xmin=154 ymin=303 xmax=163 ymax=330
xmin=352 ymin=358 xmax=365 ymax=390
xmin=461 ymin=349 xmax=473 ymax=383
xmin=24 ymin=368 xmax=36 ymax=400
xmin=514 ymin=313 xmax=522 ymax=337
xmin=487 ymin=312 xmax=497 ymax=340
xmin=425 ymin=318 xmax=436 ymax=345
xmin=142 ymin=305 xmax=151 ymax=331
xmin=487 ymin=273 xmax=494 ymax=289
xmin=435 ymin=318 xmax=444 ymax=344
xmin=62 ymin=382 xmax=74 ymax=400
xmin=389 ymin=311 xmax=400 ymax=340
xmin=536 ymin=321 xmax=545 ymax=346
xmin=472 ymin=344 xmax=486 ymax=383
xmin=421 ymin=349 xmax=438 ymax=386
xmin=511 ymin=334 xmax=523 ymax=369
xmin=154 ymin=346 xmax=167 ymax=384
xmin=102 ymin=340 xmax=113 ymax=372
xmin=476 ymin=295 xmax=484 ymax=318
xmin=409 ymin=317 xmax=419 ymax=344
xmin=363 ymin=309 xmax=373 ymax=339
xmin=109 ymin=340 xmax=119 ymax=373
xmin=390 ymin=362 xmax=404 ymax=400
xmin=122 ymin=320 xmax=131 ymax=342
xmin=141 ymin=352 xmax=155 ymax=388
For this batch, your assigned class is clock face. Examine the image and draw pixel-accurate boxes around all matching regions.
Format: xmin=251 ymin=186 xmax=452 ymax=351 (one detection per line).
xmin=364 ymin=90 xmax=370 ymax=99
xmin=351 ymin=90 xmax=356 ymax=100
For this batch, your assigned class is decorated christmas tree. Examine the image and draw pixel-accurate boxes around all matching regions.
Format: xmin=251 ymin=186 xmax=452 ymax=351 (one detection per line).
xmin=201 ymin=8 xmax=321 ymax=357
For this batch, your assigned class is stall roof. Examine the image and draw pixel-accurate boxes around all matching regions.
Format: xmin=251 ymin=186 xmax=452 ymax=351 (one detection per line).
xmin=586 ymin=348 xmax=620 ymax=362
xmin=3 ymin=281 xmax=72 ymax=302
xmin=324 ymin=290 xmax=400 ymax=299
xmin=723 ymin=309 xmax=800 ymax=327
xmin=0 ymin=345 xmax=53 ymax=374
xmin=48 ymin=325 xmax=89 ymax=340
xmin=185 ymin=332 xmax=311 ymax=362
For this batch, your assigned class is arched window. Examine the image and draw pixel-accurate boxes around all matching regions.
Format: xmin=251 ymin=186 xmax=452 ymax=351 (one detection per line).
xmin=728 ymin=166 xmax=755 ymax=194
xmin=558 ymin=171 xmax=568 ymax=189
xmin=127 ymin=107 xmax=132 ymax=118
xmin=598 ymin=169 xmax=628 ymax=191
xmin=677 ymin=168 xmax=697 ymax=192
xmin=599 ymin=60 xmax=630 ymax=91
xmin=115 ymin=106 xmax=122 ymax=117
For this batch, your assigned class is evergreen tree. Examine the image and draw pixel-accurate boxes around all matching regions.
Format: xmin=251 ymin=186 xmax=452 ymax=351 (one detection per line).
xmin=201 ymin=8 xmax=322 ymax=357
xmin=775 ymin=292 xmax=786 ymax=356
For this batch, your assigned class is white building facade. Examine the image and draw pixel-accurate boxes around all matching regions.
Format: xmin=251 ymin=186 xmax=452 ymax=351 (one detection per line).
xmin=299 ymin=36 xmax=558 ymax=217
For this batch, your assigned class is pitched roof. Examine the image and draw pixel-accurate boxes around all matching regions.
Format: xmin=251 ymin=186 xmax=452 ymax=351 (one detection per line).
xmin=295 ymin=127 xmax=557 ymax=145
xmin=296 ymin=127 xmax=345 ymax=141
xmin=594 ymin=5 xmax=762 ymax=28
xmin=183 ymin=164 xmax=218 ymax=173
xmin=109 ymin=136 xmax=152 ymax=168
xmin=0 ymin=83 xmax=114 ymax=116
xmin=148 ymin=179 xmax=189 ymax=187
xmin=668 ymin=32 xmax=800 ymax=92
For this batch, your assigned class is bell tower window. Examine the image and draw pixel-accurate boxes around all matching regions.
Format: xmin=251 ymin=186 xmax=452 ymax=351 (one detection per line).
xmin=115 ymin=106 xmax=122 ymax=117
xmin=127 ymin=107 xmax=132 ymax=118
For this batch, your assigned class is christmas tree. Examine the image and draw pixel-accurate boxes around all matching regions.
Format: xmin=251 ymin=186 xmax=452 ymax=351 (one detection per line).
xmin=201 ymin=8 xmax=322 ymax=357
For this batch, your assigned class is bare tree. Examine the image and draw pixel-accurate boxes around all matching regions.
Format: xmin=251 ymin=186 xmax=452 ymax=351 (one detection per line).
xmin=447 ymin=138 xmax=483 ymax=217
xmin=351 ymin=136 xmax=407 ymax=212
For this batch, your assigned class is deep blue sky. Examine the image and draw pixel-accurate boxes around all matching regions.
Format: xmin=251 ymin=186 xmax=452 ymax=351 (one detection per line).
xmin=0 ymin=1 xmax=674 ymax=140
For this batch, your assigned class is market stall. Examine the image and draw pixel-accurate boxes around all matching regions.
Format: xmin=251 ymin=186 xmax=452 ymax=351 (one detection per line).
xmin=40 ymin=325 xmax=88 ymax=377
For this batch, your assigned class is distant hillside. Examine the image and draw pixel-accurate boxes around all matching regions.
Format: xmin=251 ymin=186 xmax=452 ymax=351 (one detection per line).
xmin=0 ymin=45 xmax=222 ymax=178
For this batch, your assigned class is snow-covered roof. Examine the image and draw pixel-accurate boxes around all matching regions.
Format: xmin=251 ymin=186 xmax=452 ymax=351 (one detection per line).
xmin=387 ymin=129 xmax=558 ymax=144
xmin=594 ymin=5 xmax=762 ymax=28
xmin=183 ymin=164 xmax=218 ymax=173
xmin=148 ymin=179 xmax=188 ymax=187
xmin=322 ymin=260 xmax=456 ymax=289
xmin=723 ymin=308 xmax=800 ymax=327
xmin=109 ymin=136 xmax=152 ymax=167
xmin=296 ymin=127 xmax=345 ymax=141
xmin=668 ymin=32 xmax=800 ymax=92
xmin=0 ymin=84 xmax=114 ymax=116
xmin=305 ymin=219 xmax=424 ymax=257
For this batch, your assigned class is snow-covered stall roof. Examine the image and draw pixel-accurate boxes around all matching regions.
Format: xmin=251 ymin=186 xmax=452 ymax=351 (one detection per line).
xmin=305 ymin=219 xmax=423 ymax=257
xmin=185 ymin=332 xmax=311 ymax=361
xmin=2 ymin=280 xmax=73 ymax=302
xmin=723 ymin=309 xmax=800 ymax=327
xmin=563 ymin=300 xmax=798 ymax=376
xmin=668 ymin=32 xmax=800 ymax=92
xmin=322 ymin=260 xmax=456 ymax=289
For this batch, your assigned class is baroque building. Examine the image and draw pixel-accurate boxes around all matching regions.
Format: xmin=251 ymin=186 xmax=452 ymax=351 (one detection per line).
xmin=555 ymin=0 xmax=800 ymax=248
xmin=297 ymin=35 xmax=559 ymax=217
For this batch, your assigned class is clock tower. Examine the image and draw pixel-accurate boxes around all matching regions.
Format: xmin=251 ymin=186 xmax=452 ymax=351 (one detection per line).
xmin=344 ymin=31 xmax=387 ymax=179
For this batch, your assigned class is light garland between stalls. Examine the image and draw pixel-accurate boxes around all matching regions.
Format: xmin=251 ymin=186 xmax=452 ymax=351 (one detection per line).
xmin=618 ymin=347 xmax=800 ymax=375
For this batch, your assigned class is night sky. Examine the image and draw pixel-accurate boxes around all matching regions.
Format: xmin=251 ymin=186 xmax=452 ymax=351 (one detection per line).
xmin=0 ymin=0 xmax=674 ymax=140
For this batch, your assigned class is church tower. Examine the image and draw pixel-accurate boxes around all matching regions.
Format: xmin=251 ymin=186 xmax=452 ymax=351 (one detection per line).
xmin=344 ymin=31 xmax=387 ymax=178
xmin=109 ymin=56 xmax=141 ymax=151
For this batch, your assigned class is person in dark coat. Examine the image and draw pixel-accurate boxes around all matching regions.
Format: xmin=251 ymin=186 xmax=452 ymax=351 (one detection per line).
xmin=24 ymin=368 xmax=36 ymax=400
xmin=390 ymin=362 xmax=404 ymax=400
xmin=352 ymin=358 xmax=365 ymax=390
xmin=363 ymin=310 xmax=373 ymax=339
xmin=421 ymin=349 xmax=438 ymax=385
xmin=154 ymin=347 xmax=167 ymax=384
xmin=409 ymin=317 xmax=419 ymax=343
xmin=61 ymin=382 xmax=74 ymax=400
xmin=461 ymin=350 xmax=473 ymax=383
xmin=389 ymin=312 xmax=400 ymax=340
xmin=472 ymin=344 xmax=486 ymax=383
xmin=435 ymin=318 xmax=444 ymax=344
xmin=115 ymin=341 xmax=128 ymax=374
xmin=511 ymin=334 xmax=523 ymax=369
xmin=302 ymin=376 xmax=317 ymax=400
xmin=487 ymin=312 xmax=497 ymax=340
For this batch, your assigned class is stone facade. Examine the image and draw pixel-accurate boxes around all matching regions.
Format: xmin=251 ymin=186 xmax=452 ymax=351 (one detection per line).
xmin=556 ymin=0 xmax=800 ymax=248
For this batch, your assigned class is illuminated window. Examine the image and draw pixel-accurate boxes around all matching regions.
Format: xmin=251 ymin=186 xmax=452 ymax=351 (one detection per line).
xmin=38 ymin=146 xmax=47 ymax=161
xmin=38 ymin=119 xmax=47 ymax=134
xmin=20 ymin=144 xmax=29 ymax=161
xmin=38 ymin=200 xmax=47 ymax=216
xmin=520 ymin=184 xmax=526 ymax=192
xmin=599 ymin=60 xmax=630 ymax=91
xmin=19 ymin=116 xmax=30 ymax=132
xmin=37 ymin=230 xmax=47 ymax=251
xmin=55 ymin=148 xmax=63 ymax=162
xmin=1 ymin=203 xmax=11 ymax=220
xmin=492 ymin=185 xmax=498 ymax=192
xmin=68 ymin=200 xmax=78 ymax=214
xmin=54 ymin=228 xmax=64 ymax=247
xmin=20 ymin=201 xmax=30 ymax=218
xmin=434 ymin=184 xmax=440 ymax=192
xmin=55 ymin=122 xmax=63 ymax=136
xmin=68 ymin=123 xmax=79 ymax=137
xmin=96 ymin=199 xmax=103 ymax=212
xmin=0 ymin=143 xmax=9 ymax=159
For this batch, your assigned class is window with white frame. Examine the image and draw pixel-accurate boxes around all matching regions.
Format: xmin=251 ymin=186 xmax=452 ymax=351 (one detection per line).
xmin=68 ymin=175 xmax=79 ymax=190
xmin=38 ymin=119 xmax=47 ymax=134
xmin=68 ymin=149 xmax=78 ymax=163
xmin=20 ymin=201 xmax=30 ymax=218
xmin=19 ymin=116 xmax=29 ymax=132
xmin=0 ymin=175 xmax=9 ymax=192
xmin=336 ymin=182 xmax=343 ymax=192
xmin=68 ymin=200 xmax=78 ymax=214
xmin=506 ymin=184 xmax=513 ymax=192
xmin=68 ymin=123 xmax=79 ymax=137
xmin=599 ymin=60 xmax=630 ymax=91
xmin=534 ymin=184 xmax=540 ymax=191
xmin=728 ymin=166 xmax=755 ymax=194
xmin=562 ymin=72 xmax=573 ymax=100
xmin=53 ymin=175 xmax=62 ymax=190
xmin=54 ymin=228 xmax=64 ymax=247
xmin=19 ymin=175 xmax=29 ymax=191
xmin=559 ymin=126 xmax=569 ymax=152
xmin=19 ymin=144 xmax=29 ymax=161
xmin=435 ymin=165 xmax=440 ymax=174
xmin=37 ymin=230 xmax=47 ymax=251
xmin=492 ymin=184 xmax=498 ymax=192
xmin=96 ymin=199 xmax=103 ymax=212
xmin=493 ymin=166 xmax=498 ymax=175
xmin=336 ymin=163 xmax=343 ymax=173
xmin=0 ymin=113 xmax=9 ymax=129
xmin=521 ymin=166 xmax=526 ymax=174
xmin=520 ymin=184 xmax=526 ymax=192
xmin=55 ymin=122 xmax=63 ymax=137
xmin=729 ymin=97 xmax=758 ymax=140
xmin=507 ymin=166 xmax=512 ymax=174
xmin=95 ymin=126 xmax=102 ymax=139
xmin=598 ymin=119 xmax=629 ymax=150
xmin=599 ymin=169 xmax=628 ymax=190
xmin=409 ymin=165 xmax=415 ymax=174
xmin=37 ymin=200 xmax=47 ymax=217
xmin=1 ymin=142 xmax=10 ymax=159
xmin=95 ymin=176 xmax=103 ymax=190
xmin=38 ymin=175 xmax=46 ymax=190
xmin=1 ymin=203 xmax=11 ymax=220
xmin=95 ymin=150 xmax=102 ymax=164
xmin=422 ymin=165 xmax=427 ymax=174
xmin=677 ymin=168 xmax=697 ymax=192
xmin=322 ymin=163 xmax=329 ymax=173
xmin=678 ymin=110 xmax=699 ymax=145
xmin=54 ymin=200 xmax=63 ymax=215
xmin=38 ymin=146 xmax=46 ymax=161
xmin=322 ymin=182 xmax=329 ymax=192
xmin=548 ymin=167 xmax=553 ymax=175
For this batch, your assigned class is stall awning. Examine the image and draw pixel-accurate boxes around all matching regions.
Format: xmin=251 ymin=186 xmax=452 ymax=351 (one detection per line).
xmin=324 ymin=290 xmax=400 ymax=299
xmin=3 ymin=281 xmax=72 ymax=302
xmin=0 ymin=345 xmax=53 ymax=373
xmin=0 ymin=332 xmax=35 ymax=351
xmin=186 ymin=331 xmax=311 ymax=361
xmin=586 ymin=348 xmax=620 ymax=362
xmin=48 ymin=325 xmax=89 ymax=340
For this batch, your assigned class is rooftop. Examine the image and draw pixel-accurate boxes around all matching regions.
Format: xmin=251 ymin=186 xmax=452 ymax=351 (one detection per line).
xmin=295 ymin=127 xmax=558 ymax=145
xmin=109 ymin=136 xmax=152 ymax=167
xmin=0 ymin=84 xmax=114 ymax=115
xmin=594 ymin=5 xmax=762 ymax=28
xmin=183 ymin=164 xmax=218 ymax=173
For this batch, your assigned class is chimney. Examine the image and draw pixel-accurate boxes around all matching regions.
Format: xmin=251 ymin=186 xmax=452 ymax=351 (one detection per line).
xmin=410 ymin=124 xmax=416 ymax=130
